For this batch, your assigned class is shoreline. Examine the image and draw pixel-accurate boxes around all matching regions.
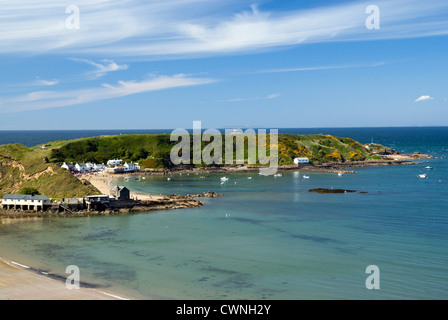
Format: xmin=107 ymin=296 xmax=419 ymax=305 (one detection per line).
xmin=0 ymin=257 xmax=133 ymax=300
xmin=114 ymin=157 xmax=425 ymax=177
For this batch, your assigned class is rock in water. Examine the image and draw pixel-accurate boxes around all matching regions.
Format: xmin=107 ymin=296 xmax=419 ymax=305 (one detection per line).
xmin=308 ymin=188 xmax=358 ymax=194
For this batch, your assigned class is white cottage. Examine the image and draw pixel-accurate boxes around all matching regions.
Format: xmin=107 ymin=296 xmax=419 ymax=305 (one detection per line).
xmin=124 ymin=162 xmax=140 ymax=172
xmin=74 ymin=163 xmax=87 ymax=172
xmin=293 ymin=157 xmax=310 ymax=165
xmin=85 ymin=163 xmax=95 ymax=171
xmin=107 ymin=159 xmax=123 ymax=167
xmin=61 ymin=162 xmax=75 ymax=171
xmin=93 ymin=163 xmax=106 ymax=171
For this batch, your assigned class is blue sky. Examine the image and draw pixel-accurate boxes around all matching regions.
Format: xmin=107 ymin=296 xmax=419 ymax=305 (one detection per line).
xmin=0 ymin=0 xmax=447 ymax=130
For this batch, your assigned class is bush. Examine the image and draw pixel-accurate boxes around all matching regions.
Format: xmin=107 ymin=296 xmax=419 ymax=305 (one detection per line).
xmin=18 ymin=187 xmax=40 ymax=196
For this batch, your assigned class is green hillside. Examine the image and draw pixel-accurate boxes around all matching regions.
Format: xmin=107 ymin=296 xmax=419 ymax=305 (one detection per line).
xmin=48 ymin=133 xmax=387 ymax=168
xmin=0 ymin=144 xmax=99 ymax=198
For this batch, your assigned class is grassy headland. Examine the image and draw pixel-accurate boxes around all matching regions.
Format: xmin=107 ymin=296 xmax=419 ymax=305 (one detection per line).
xmin=0 ymin=143 xmax=99 ymax=199
xmin=0 ymin=133 xmax=401 ymax=198
xmin=47 ymin=133 xmax=391 ymax=167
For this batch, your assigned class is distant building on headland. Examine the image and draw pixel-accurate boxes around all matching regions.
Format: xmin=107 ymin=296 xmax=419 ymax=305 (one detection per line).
xmin=293 ymin=157 xmax=310 ymax=165
xmin=2 ymin=194 xmax=52 ymax=211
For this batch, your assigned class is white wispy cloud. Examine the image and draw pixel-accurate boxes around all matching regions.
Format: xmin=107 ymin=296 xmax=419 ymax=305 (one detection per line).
xmin=70 ymin=58 xmax=128 ymax=78
xmin=256 ymin=62 xmax=385 ymax=74
xmin=228 ymin=93 xmax=280 ymax=102
xmin=415 ymin=95 xmax=434 ymax=102
xmin=0 ymin=74 xmax=215 ymax=113
xmin=266 ymin=93 xmax=280 ymax=99
xmin=0 ymin=0 xmax=446 ymax=58
xmin=34 ymin=79 xmax=59 ymax=86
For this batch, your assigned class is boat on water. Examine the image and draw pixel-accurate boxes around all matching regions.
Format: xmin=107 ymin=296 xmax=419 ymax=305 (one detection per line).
xmin=338 ymin=172 xmax=343 ymax=177
xmin=248 ymin=177 xmax=252 ymax=179
xmin=418 ymin=173 xmax=427 ymax=179
xmin=220 ymin=177 xmax=229 ymax=182
xmin=303 ymin=175 xmax=310 ymax=179
xmin=425 ymin=166 xmax=433 ymax=170
xmin=167 ymin=177 xmax=171 ymax=181
xmin=274 ymin=173 xmax=282 ymax=177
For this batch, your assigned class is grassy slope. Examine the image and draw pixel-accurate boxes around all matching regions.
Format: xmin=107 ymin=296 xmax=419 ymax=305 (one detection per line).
xmin=0 ymin=144 xmax=99 ymax=198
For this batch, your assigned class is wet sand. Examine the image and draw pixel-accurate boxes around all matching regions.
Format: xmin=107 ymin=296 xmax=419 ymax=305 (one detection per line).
xmin=0 ymin=258 xmax=131 ymax=300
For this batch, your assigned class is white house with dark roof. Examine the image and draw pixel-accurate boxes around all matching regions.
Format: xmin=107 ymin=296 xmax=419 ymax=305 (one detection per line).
xmin=61 ymin=162 xmax=75 ymax=171
xmin=2 ymin=194 xmax=52 ymax=211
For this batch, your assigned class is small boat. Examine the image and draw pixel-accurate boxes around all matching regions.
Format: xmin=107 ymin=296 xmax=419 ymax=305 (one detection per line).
xmin=338 ymin=172 xmax=343 ymax=177
xmin=418 ymin=173 xmax=427 ymax=179
xmin=248 ymin=177 xmax=252 ymax=179
xmin=220 ymin=177 xmax=229 ymax=182
xmin=167 ymin=177 xmax=171 ymax=181
xmin=303 ymin=175 xmax=310 ymax=179
xmin=274 ymin=173 xmax=282 ymax=177
xmin=425 ymin=166 xmax=433 ymax=170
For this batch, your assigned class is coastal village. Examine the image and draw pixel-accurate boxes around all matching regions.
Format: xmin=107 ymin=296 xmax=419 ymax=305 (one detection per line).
xmin=1 ymin=158 xmax=141 ymax=214
xmin=61 ymin=159 xmax=141 ymax=175
xmin=0 ymin=157 xmax=223 ymax=216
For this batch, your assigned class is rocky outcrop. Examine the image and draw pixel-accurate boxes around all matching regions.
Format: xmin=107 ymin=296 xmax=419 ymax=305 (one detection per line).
xmin=162 ymin=192 xmax=222 ymax=200
xmin=309 ymin=188 xmax=357 ymax=194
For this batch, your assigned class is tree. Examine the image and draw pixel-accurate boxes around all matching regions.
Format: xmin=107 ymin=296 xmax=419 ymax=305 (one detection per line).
xmin=18 ymin=187 xmax=40 ymax=196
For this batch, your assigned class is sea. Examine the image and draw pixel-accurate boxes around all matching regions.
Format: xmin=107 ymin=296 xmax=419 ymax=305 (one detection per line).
xmin=0 ymin=127 xmax=447 ymax=299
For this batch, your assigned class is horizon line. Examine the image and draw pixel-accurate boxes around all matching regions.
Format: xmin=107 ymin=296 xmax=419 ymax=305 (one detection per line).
xmin=1 ymin=125 xmax=448 ymax=131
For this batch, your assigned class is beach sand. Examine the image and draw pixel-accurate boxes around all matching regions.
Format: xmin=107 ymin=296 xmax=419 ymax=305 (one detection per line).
xmin=0 ymin=258 xmax=130 ymax=300
xmin=83 ymin=173 xmax=164 ymax=201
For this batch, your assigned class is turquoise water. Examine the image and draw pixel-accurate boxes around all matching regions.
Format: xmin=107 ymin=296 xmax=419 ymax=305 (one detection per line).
xmin=0 ymin=128 xmax=447 ymax=299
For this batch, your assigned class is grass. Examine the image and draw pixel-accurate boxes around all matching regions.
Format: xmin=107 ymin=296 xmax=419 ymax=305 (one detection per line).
xmin=0 ymin=143 xmax=99 ymax=198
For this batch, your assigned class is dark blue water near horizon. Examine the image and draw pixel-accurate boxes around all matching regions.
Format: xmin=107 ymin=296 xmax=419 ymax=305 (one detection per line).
xmin=1 ymin=127 xmax=447 ymax=155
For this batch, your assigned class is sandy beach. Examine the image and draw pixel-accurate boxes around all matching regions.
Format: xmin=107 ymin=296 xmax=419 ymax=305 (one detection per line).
xmin=82 ymin=173 xmax=164 ymax=201
xmin=0 ymin=258 xmax=130 ymax=300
